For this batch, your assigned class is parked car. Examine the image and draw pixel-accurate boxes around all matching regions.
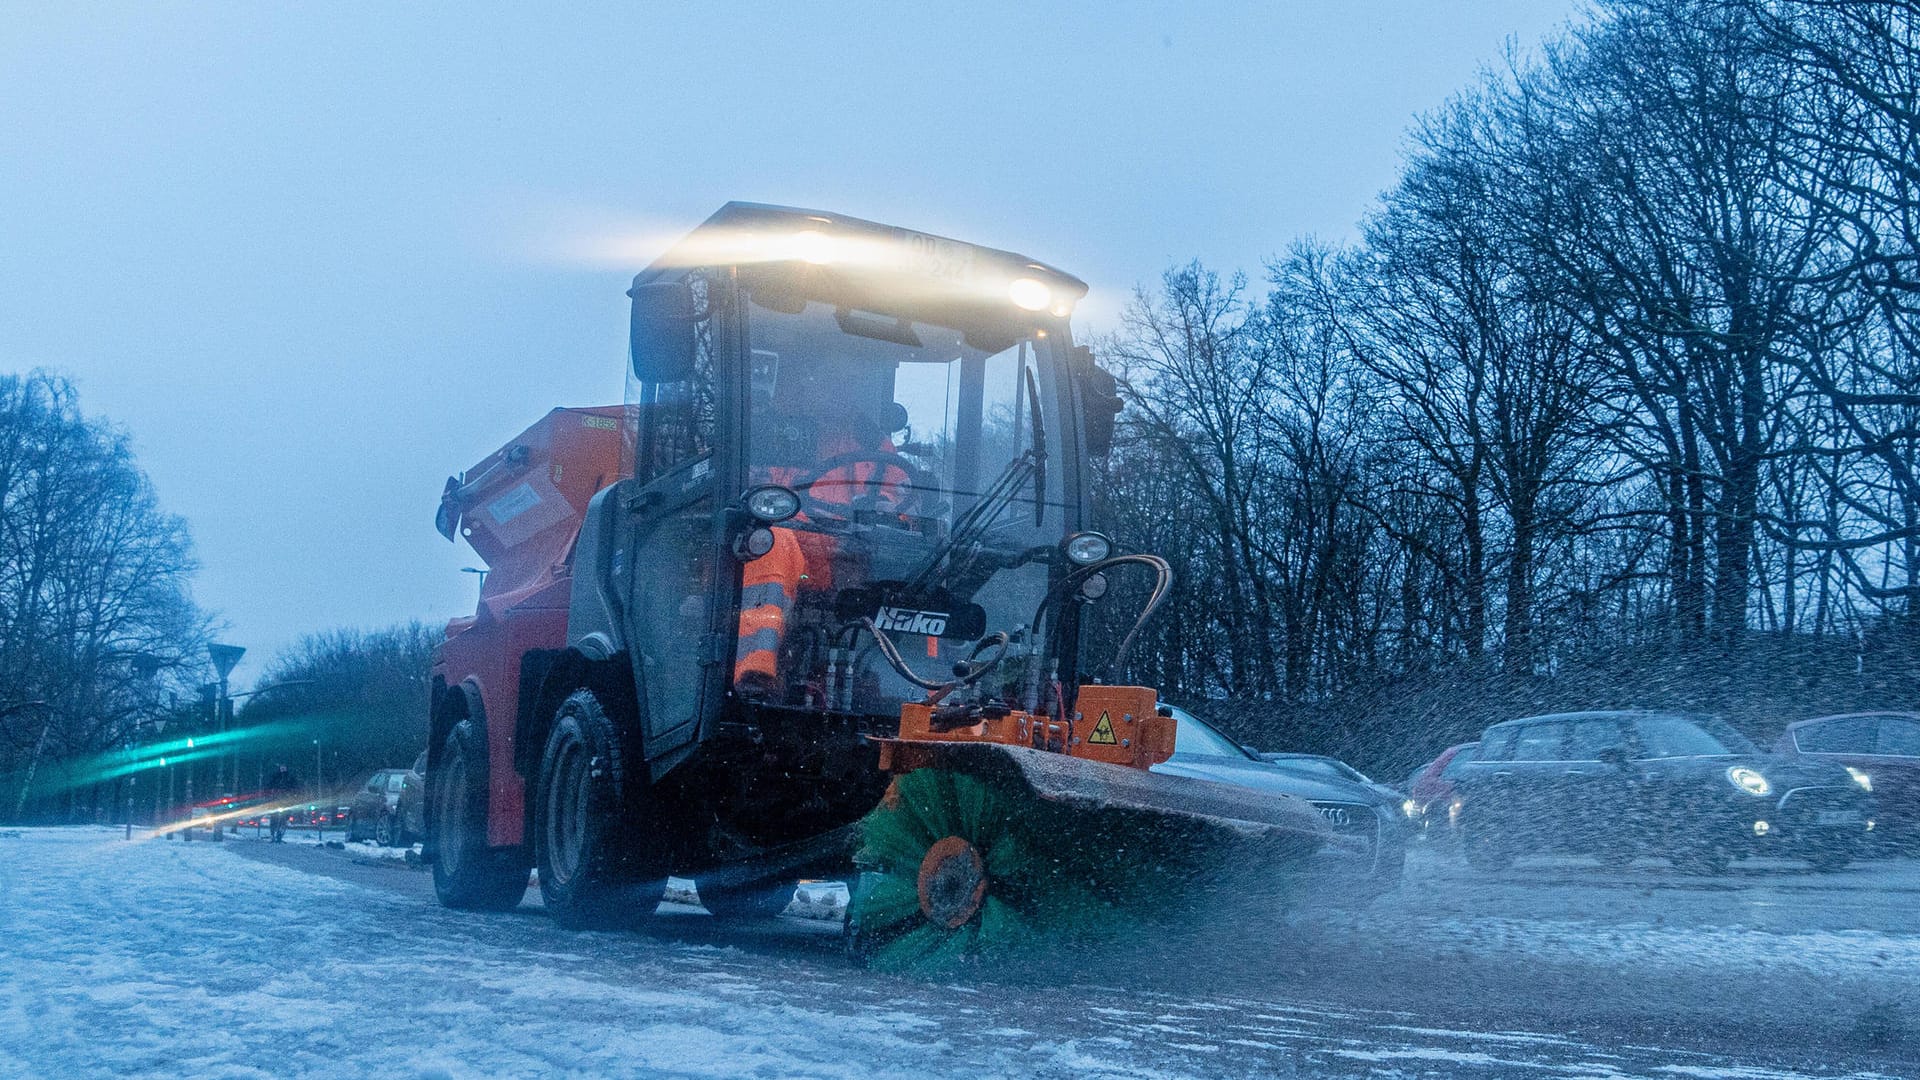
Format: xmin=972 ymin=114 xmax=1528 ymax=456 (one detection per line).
xmin=395 ymin=750 xmax=427 ymax=845
xmin=348 ymin=768 xmax=416 ymax=846
xmin=1257 ymin=753 xmax=1409 ymax=825
xmin=182 ymin=805 xmax=225 ymax=842
xmin=1405 ymin=741 xmax=1478 ymax=836
xmin=1777 ymin=711 xmax=1920 ymax=850
xmin=1153 ymin=707 xmax=1405 ymax=902
xmin=1451 ymin=711 xmax=1873 ymax=873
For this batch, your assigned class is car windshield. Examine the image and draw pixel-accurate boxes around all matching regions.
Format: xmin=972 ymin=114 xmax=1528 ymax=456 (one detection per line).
xmin=1439 ymin=744 xmax=1478 ymax=777
xmin=1272 ymin=757 xmax=1367 ymax=783
xmin=1631 ymin=715 xmax=1757 ymax=758
xmin=1167 ymin=707 xmax=1252 ymax=759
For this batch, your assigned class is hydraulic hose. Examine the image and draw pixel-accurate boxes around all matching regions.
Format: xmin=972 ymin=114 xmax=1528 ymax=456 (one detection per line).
xmin=861 ymin=619 xmax=1009 ymax=704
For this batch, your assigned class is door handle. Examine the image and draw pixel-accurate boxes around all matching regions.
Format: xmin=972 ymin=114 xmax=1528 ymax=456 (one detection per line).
xmin=1491 ymin=771 xmax=1514 ymax=778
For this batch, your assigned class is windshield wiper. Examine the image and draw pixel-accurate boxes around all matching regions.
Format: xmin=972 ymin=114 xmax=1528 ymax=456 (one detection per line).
xmin=903 ymin=358 xmax=1047 ymax=599
xmin=904 ymin=448 xmax=1038 ymax=597
xmin=1023 ymin=364 xmax=1047 ymax=527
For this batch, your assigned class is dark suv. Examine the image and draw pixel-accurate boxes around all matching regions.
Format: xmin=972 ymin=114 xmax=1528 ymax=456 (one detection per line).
xmin=1777 ymin=712 xmax=1920 ymax=850
xmin=1452 ymin=711 xmax=1873 ymax=873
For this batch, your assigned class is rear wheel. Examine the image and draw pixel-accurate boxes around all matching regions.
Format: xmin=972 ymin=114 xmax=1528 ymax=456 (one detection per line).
xmin=535 ymin=689 xmax=665 ymax=931
xmin=429 ymin=720 xmax=530 ymax=911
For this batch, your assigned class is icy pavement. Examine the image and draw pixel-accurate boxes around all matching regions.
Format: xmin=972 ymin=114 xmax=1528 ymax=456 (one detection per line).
xmin=0 ymin=827 xmax=1913 ymax=1079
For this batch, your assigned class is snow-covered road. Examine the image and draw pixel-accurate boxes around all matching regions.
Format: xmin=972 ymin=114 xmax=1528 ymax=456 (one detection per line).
xmin=1 ymin=827 xmax=1913 ymax=1079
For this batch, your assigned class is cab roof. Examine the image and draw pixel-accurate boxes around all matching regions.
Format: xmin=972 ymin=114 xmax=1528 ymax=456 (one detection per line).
xmin=634 ymin=201 xmax=1089 ymax=300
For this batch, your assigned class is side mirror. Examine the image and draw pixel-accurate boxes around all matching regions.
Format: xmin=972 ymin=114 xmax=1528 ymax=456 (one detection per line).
xmin=628 ymin=278 xmax=697 ymax=383
xmin=1070 ymin=345 xmax=1123 ymax=458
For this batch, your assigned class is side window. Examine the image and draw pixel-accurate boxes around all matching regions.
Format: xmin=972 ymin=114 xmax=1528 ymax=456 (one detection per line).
xmin=1795 ymin=718 xmax=1876 ymax=754
xmin=1478 ymin=728 xmax=1517 ymax=762
xmin=1567 ymin=719 xmax=1624 ymax=760
xmin=388 ymin=774 xmax=408 ymax=794
xmin=1878 ymin=718 xmax=1920 ymax=757
xmin=634 ymin=274 xmax=716 ymax=485
xmin=1510 ymin=722 xmax=1568 ymax=762
xmin=365 ymin=775 xmax=384 ymax=793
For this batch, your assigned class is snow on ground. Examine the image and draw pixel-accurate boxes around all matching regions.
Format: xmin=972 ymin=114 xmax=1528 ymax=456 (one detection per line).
xmin=0 ymin=827 xmax=1909 ymax=1080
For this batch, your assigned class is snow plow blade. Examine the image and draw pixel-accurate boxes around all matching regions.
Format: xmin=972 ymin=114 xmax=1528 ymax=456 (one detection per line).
xmin=905 ymin=740 xmax=1330 ymax=841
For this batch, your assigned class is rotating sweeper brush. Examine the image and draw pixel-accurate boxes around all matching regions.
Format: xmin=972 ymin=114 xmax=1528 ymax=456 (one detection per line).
xmin=842 ymin=691 xmax=1329 ymax=974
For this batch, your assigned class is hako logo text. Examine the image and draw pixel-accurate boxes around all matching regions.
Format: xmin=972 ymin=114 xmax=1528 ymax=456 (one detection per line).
xmin=873 ymin=606 xmax=949 ymax=636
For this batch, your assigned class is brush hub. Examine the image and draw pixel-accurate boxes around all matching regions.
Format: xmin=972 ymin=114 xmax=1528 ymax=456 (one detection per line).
xmin=917 ymin=836 xmax=988 ymax=928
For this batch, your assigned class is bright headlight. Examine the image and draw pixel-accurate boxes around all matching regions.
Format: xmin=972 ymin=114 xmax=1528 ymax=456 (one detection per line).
xmin=1401 ymin=798 xmax=1418 ymax=818
xmin=743 ymin=485 xmax=801 ymax=523
xmin=1726 ymin=766 xmax=1772 ymax=797
xmin=789 ymin=229 xmax=835 ymax=265
xmin=1008 ymin=277 xmax=1052 ymax=311
xmin=1846 ymin=766 xmax=1872 ymax=792
xmin=1063 ymin=531 xmax=1113 ymax=566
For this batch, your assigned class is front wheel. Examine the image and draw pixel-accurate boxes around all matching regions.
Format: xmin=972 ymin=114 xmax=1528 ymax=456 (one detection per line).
xmin=429 ymin=720 xmax=530 ymax=911
xmin=1461 ymin=825 xmax=1515 ymax=871
xmin=374 ymin=814 xmax=396 ymax=847
xmin=536 ymin=689 xmax=666 ymax=931
xmin=1671 ymin=845 xmax=1732 ymax=876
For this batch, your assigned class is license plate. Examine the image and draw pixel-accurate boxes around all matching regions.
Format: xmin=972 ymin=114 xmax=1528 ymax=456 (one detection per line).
xmin=1815 ymin=809 xmax=1860 ymax=826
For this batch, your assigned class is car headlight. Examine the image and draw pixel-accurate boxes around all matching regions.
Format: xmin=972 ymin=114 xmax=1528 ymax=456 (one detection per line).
xmin=1726 ymin=766 xmax=1772 ymax=797
xmin=1845 ymin=766 xmax=1872 ymax=793
xmin=1401 ymin=798 xmax=1419 ymax=818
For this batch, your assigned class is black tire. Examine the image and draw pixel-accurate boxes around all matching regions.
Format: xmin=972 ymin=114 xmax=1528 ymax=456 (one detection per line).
xmin=375 ymin=814 xmax=396 ymax=847
xmin=1806 ymin=837 xmax=1858 ymax=873
xmin=698 ymin=880 xmax=793 ymax=921
xmin=1462 ymin=825 xmax=1515 ymax=871
xmin=1672 ymin=845 xmax=1732 ymax=876
xmin=535 ymin=689 xmax=666 ymax=931
xmin=430 ymin=720 xmax=530 ymax=911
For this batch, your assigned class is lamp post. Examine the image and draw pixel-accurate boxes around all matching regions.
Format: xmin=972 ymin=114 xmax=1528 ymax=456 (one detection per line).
xmin=313 ymin=737 xmax=323 ymax=843
xmin=207 ymin=644 xmax=245 ymax=802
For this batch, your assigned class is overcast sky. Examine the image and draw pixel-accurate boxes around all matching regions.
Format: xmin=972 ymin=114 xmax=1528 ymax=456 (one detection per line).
xmin=0 ymin=2 xmax=1580 ymax=686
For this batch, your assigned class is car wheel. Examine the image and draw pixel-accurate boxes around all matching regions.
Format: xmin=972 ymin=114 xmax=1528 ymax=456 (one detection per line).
xmin=535 ymin=689 xmax=666 ymax=931
xmin=1672 ymin=846 xmax=1731 ymax=876
xmin=430 ymin=719 xmax=531 ymax=911
xmin=1462 ymin=825 xmax=1514 ymax=871
xmin=375 ymin=814 xmax=396 ymax=847
xmin=1806 ymin=837 xmax=1858 ymax=873
xmin=1596 ymin=848 xmax=1635 ymax=869
xmin=698 ymin=880 xmax=793 ymax=921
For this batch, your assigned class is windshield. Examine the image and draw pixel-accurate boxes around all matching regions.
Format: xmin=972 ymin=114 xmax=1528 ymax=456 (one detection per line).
xmin=1631 ymin=715 xmax=1757 ymax=758
xmin=1272 ymin=757 xmax=1369 ymax=783
xmin=738 ymin=290 xmax=1074 ymax=716
xmin=1167 ymin=707 xmax=1252 ymax=759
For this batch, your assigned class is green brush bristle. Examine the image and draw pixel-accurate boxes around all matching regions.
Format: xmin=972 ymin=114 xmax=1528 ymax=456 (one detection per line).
xmin=850 ymin=766 xmax=1173 ymax=974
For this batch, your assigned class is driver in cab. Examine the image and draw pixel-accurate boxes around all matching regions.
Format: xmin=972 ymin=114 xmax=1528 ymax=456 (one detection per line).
xmin=735 ymin=351 xmax=915 ymax=698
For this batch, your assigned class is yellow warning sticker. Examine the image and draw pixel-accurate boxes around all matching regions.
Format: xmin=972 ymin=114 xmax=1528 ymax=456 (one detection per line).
xmin=1088 ymin=710 xmax=1118 ymax=745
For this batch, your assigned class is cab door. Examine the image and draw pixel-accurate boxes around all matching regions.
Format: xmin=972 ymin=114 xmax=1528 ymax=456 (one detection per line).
xmin=613 ymin=458 xmax=721 ymax=764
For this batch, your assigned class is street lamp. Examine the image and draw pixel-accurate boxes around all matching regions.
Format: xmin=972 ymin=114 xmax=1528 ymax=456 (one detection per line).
xmin=312 ymin=737 xmax=323 ymax=842
xmin=207 ymin=643 xmax=246 ymax=799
